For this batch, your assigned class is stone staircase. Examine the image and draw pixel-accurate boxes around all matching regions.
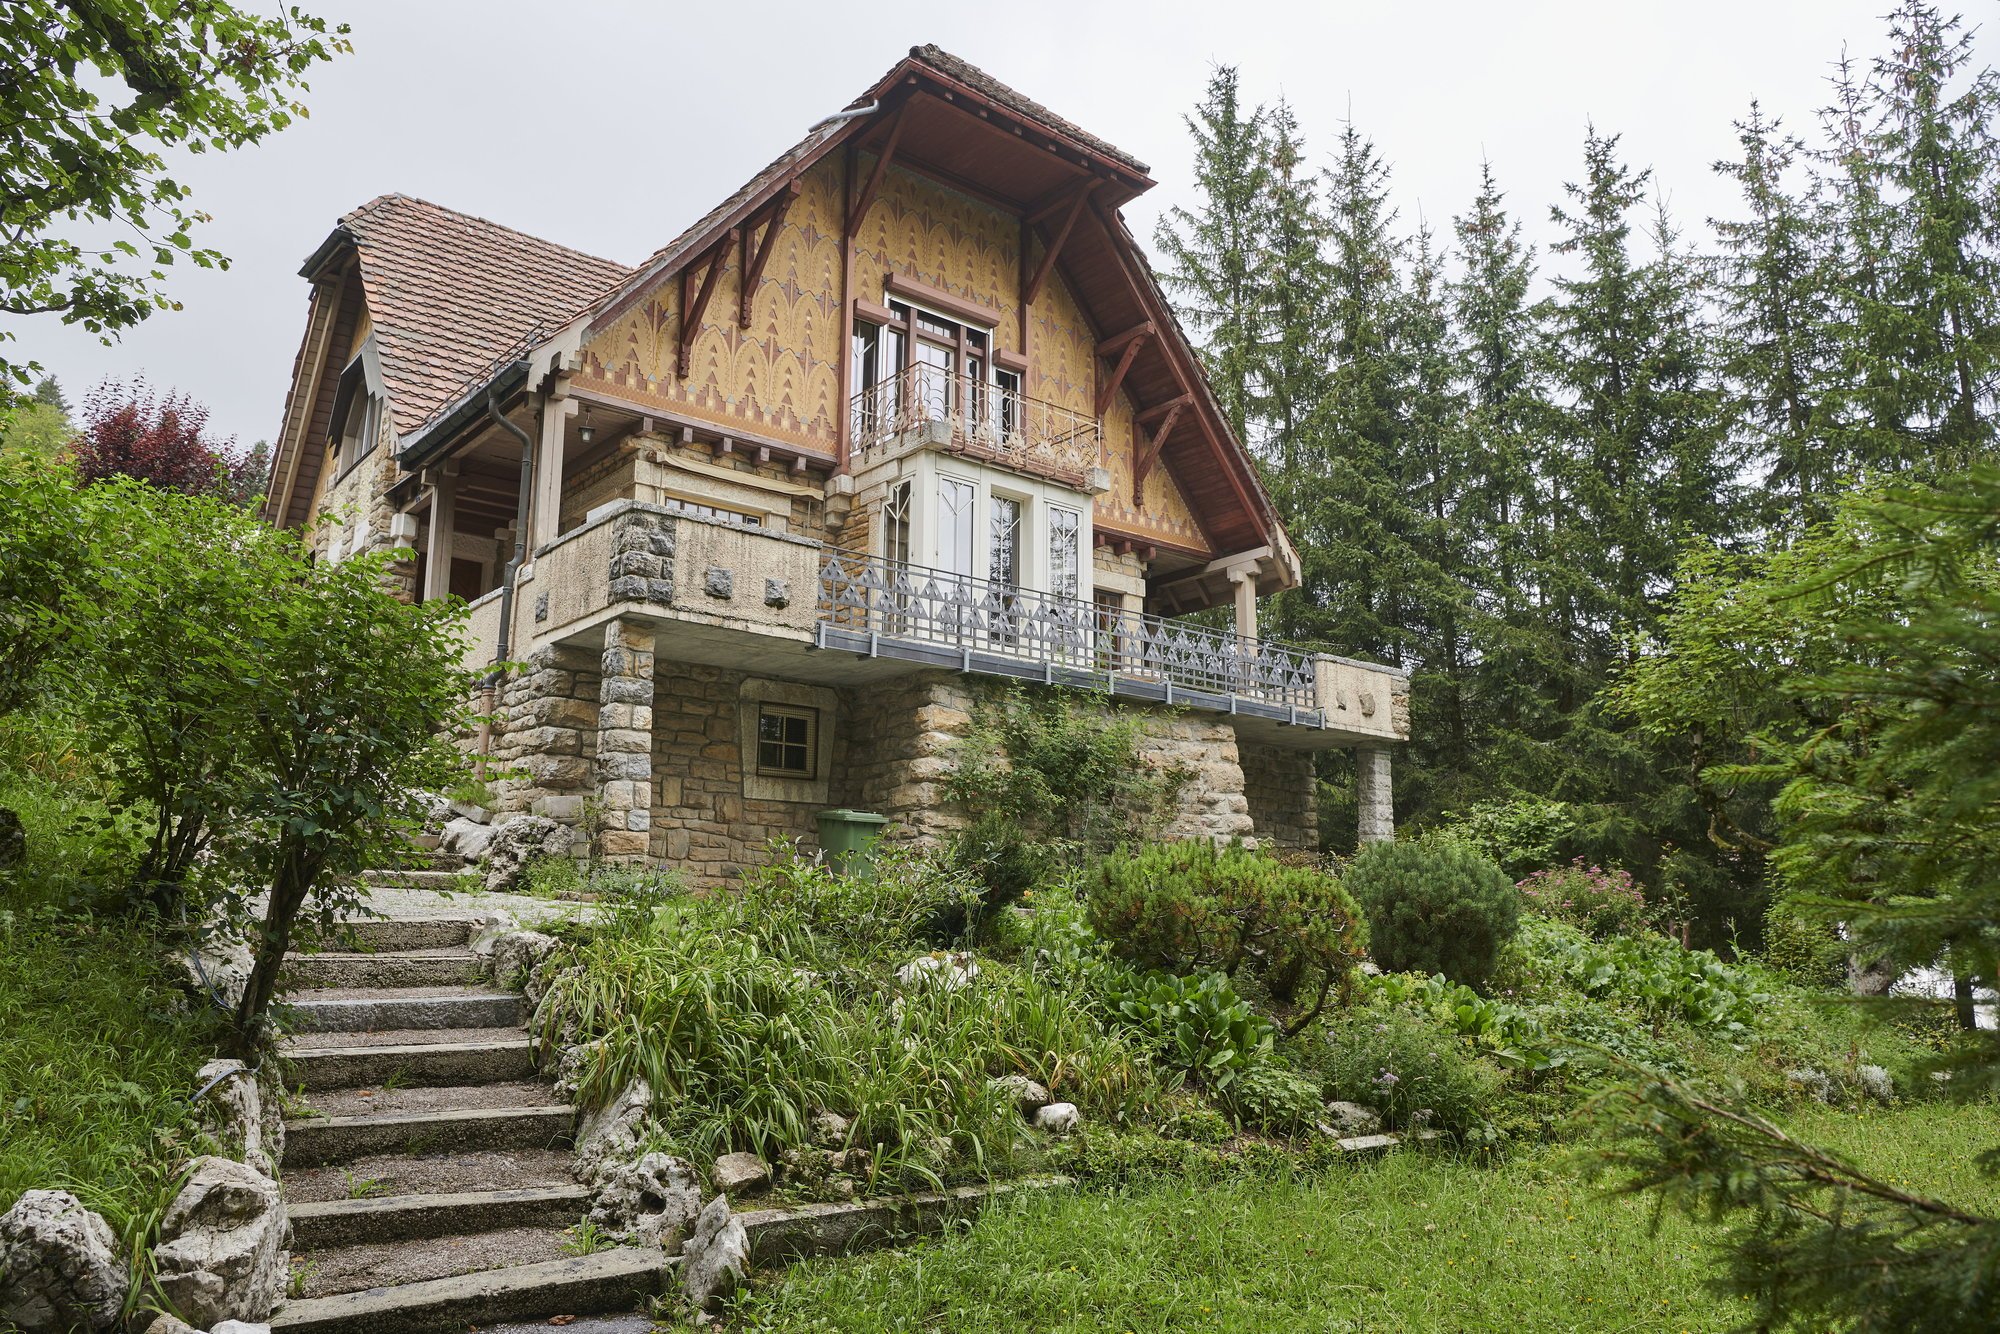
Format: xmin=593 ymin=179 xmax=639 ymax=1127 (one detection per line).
xmin=268 ymin=873 xmax=670 ymax=1334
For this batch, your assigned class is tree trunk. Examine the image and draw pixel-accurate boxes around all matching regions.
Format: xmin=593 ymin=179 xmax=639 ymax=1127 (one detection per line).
xmin=231 ymin=847 xmax=314 ymax=1057
xmin=1953 ymin=973 xmax=1978 ymax=1032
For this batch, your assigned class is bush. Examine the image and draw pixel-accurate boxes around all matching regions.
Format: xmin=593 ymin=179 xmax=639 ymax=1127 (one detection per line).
xmin=1428 ymin=796 xmax=1582 ymax=878
xmin=1517 ymin=860 xmax=1649 ymax=939
xmin=1101 ymin=969 xmax=1273 ymax=1092
xmin=1305 ymin=1005 xmax=1505 ymax=1139
xmin=1088 ymin=841 xmax=1366 ymax=1033
xmin=736 ymin=843 xmax=983 ymax=966
xmin=1343 ymin=840 xmax=1518 ymax=991
xmin=1761 ymin=891 xmax=1848 ymax=990
xmin=1225 ymin=1063 xmax=1325 ymax=1136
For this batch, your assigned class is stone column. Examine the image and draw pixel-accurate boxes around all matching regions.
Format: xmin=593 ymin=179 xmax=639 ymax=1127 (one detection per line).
xmin=1355 ymin=746 xmax=1394 ymax=844
xmin=529 ymin=393 xmax=577 ymax=553
xmin=1230 ymin=567 xmax=1258 ymax=644
xmin=421 ymin=465 xmax=457 ymax=603
xmin=595 ymin=618 xmax=655 ymax=864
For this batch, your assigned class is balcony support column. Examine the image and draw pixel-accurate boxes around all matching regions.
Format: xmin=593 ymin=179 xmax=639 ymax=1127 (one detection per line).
xmin=1229 ymin=568 xmax=1258 ymax=645
xmin=595 ymin=617 xmax=656 ymax=865
xmin=421 ymin=463 xmax=458 ymax=603
xmin=1356 ymin=746 xmax=1394 ymax=844
xmin=529 ymin=390 xmax=577 ymax=554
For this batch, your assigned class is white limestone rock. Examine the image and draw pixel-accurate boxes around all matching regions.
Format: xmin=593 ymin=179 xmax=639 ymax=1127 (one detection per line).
xmin=712 ymin=1152 xmax=771 ymax=1197
xmin=574 ymin=1079 xmax=653 ymax=1183
xmin=182 ymin=933 xmax=255 ymax=1012
xmin=212 ymin=1322 xmax=273 ymax=1334
xmin=141 ymin=1316 xmax=203 ymax=1334
xmin=1032 ymin=1102 xmax=1080 ymax=1135
xmin=809 ymin=1110 xmax=852 ymax=1149
xmin=587 ymin=1151 xmax=702 ymax=1249
xmin=487 ymin=930 xmax=560 ymax=992
xmin=896 ymin=952 xmax=979 ymax=992
xmin=1321 ymin=1100 xmax=1384 ymax=1137
xmin=481 ymin=816 xmax=574 ymax=893
xmin=680 ymin=1195 xmax=750 ymax=1314
xmin=988 ymin=1075 xmax=1052 ymax=1117
xmin=151 ymin=1156 xmax=287 ymax=1328
xmin=0 ymin=1190 xmax=125 ymax=1333
xmin=439 ymin=815 xmax=495 ymax=861
xmin=194 ymin=1060 xmax=282 ymax=1179
xmin=1857 ymin=1064 xmax=1895 ymax=1104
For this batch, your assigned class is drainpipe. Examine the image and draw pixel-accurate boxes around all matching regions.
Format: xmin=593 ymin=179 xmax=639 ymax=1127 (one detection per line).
xmin=477 ymin=380 xmax=537 ymax=764
xmin=813 ymin=100 xmax=879 ymax=127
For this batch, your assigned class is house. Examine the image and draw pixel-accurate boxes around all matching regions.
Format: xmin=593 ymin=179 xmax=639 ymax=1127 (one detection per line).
xmin=261 ymin=45 xmax=1408 ymax=881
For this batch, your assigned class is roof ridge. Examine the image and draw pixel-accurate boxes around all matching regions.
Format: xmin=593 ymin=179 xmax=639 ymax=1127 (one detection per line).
xmin=344 ymin=193 xmax=631 ymax=274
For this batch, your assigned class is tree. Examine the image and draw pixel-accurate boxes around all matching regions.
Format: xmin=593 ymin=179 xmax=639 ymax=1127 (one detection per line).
xmin=1597 ymin=464 xmax=2000 ymax=1331
xmin=69 ymin=378 xmax=259 ymax=500
xmin=0 ymin=1 xmax=348 ymax=398
xmin=1248 ymin=100 xmax=1335 ymax=497
xmin=1153 ymin=65 xmax=1271 ymax=445
xmin=31 ymin=376 xmax=66 ymax=413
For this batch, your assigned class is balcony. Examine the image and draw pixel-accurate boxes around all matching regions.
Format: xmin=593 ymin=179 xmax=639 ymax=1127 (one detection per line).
xmin=815 ymin=551 xmax=1326 ymax=725
xmin=849 ymin=364 xmax=1103 ymax=486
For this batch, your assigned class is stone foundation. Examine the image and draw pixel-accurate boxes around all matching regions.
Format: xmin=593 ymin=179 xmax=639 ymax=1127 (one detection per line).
xmin=1239 ymin=742 xmax=1320 ymax=852
xmin=488 ymin=642 xmax=601 ymax=820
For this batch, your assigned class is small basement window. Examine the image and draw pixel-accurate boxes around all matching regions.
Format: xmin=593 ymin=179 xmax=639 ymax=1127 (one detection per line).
xmin=663 ymin=496 xmax=763 ymax=527
xmin=756 ymin=704 xmax=817 ymax=778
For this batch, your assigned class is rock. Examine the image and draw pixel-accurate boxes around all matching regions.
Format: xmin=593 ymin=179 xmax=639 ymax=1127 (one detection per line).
xmin=1031 ymin=1102 xmax=1079 ymax=1135
xmin=212 ymin=1323 xmax=273 ymax=1334
xmin=712 ymin=1152 xmax=771 ymax=1196
xmin=988 ymin=1075 xmax=1051 ymax=1117
xmin=0 ymin=807 xmax=24 ymax=868
xmin=896 ymin=952 xmax=979 ymax=992
xmin=1785 ymin=1067 xmax=1836 ymax=1104
xmin=481 ymin=816 xmax=574 ymax=893
xmin=573 ymin=1080 xmax=653 ymax=1183
xmin=412 ymin=788 xmax=454 ymax=833
xmin=151 ymin=1156 xmax=287 ymax=1328
xmin=0 ymin=1190 xmax=125 ymax=1333
xmin=679 ymin=1195 xmax=750 ymax=1314
xmin=182 ymin=932 xmax=255 ymax=1012
xmin=487 ymin=930 xmax=559 ymax=991
xmin=195 ymin=1059 xmax=281 ymax=1179
xmin=439 ymin=815 xmax=494 ymax=861
xmin=1322 ymin=1100 xmax=1383 ymax=1136
xmin=809 ymin=1110 xmax=852 ymax=1149
xmin=588 ymin=1152 xmax=701 ymax=1249
xmin=142 ymin=1316 xmax=203 ymax=1334
xmin=1857 ymin=1064 xmax=1895 ymax=1104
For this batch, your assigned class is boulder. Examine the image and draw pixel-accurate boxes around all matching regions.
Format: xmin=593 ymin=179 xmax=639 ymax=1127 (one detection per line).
xmin=439 ymin=816 xmax=495 ymax=861
xmin=182 ymin=933 xmax=255 ymax=1012
xmin=487 ymin=930 xmax=559 ymax=992
xmin=1857 ymin=1064 xmax=1895 ymax=1104
xmin=1322 ymin=1100 xmax=1383 ymax=1137
xmin=481 ymin=816 xmax=574 ymax=894
xmin=896 ymin=952 xmax=979 ymax=992
xmin=587 ymin=1152 xmax=702 ymax=1249
xmin=809 ymin=1110 xmax=852 ymax=1149
xmin=142 ymin=1316 xmax=203 ymax=1334
xmin=1031 ymin=1102 xmax=1079 ymax=1135
xmin=213 ymin=1323 xmax=274 ymax=1334
xmin=151 ymin=1156 xmax=287 ymax=1328
xmin=0 ymin=807 xmax=24 ymax=869
xmin=0 ymin=1190 xmax=125 ymax=1333
xmin=573 ymin=1080 xmax=653 ymax=1183
xmin=195 ymin=1060 xmax=281 ymax=1179
xmin=1785 ymin=1067 xmax=1836 ymax=1104
xmin=712 ymin=1152 xmax=771 ymax=1197
xmin=679 ymin=1195 xmax=750 ymax=1314
xmin=988 ymin=1075 xmax=1051 ymax=1117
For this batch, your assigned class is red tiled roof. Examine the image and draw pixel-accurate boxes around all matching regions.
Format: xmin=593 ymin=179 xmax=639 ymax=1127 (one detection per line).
xmin=327 ymin=194 xmax=631 ymax=437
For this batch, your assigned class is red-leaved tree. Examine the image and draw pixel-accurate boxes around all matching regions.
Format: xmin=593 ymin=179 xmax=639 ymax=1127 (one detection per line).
xmin=68 ymin=379 xmax=263 ymax=504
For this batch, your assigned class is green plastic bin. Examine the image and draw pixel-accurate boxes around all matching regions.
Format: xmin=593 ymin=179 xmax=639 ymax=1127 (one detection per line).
xmin=816 ymin=808 xmax=890 ymax=877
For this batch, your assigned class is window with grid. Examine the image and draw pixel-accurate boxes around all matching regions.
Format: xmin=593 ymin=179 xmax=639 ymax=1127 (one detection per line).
xmin=756 ymin=704 xmax=817 ymax=778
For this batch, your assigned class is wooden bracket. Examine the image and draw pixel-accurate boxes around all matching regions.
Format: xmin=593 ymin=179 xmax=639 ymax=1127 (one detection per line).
xmin=1095 ymin=327 xmax=1150 ymax=417
xmin=1024 ymin=179 xmax=1099 ymax=307
xmin=847 ymin=103 xmax=909 ymax=238
xmin=1133 ymin=400 xmax=1185 ymax=506
xmin=676 ymin=231 xmax=736 ymax=379
xmin=739 ymin=182 xmax=799 ymax=329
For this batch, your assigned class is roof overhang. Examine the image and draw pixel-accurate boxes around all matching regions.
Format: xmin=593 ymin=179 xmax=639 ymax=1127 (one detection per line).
xmin=398 ymin=358 xmax=532 ymax=473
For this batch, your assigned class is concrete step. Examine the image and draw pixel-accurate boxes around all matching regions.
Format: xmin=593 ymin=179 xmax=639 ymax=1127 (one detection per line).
xmin=285 ymin=1037 xmax=538 ymax=1092
xmin=284 ymin=1105 xmax=574 ymax=1169
xmin=282 ymin=950 xmax=483 ymax=991
xmin=269 ymin=1248 xmax=669 ymax=1334
xmin=284 ymin=1147 xmax=577 ymax=1207
xmin=361 ymin=867 xmax=465 ymax=890
xmin=329 ymin=917 xmax=483 ymax=952
xmin=289 ymin=1185 xmax=591 ymax=1249
xmin=284 ymin=987 xmax=525 ymax=1034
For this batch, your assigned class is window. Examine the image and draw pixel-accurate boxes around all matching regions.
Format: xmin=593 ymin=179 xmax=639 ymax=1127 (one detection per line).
xmin=1048 ymin=505 xmax=1081 ymax=599
xmin=852 ymin=319 xmax=905 ymax=436
xmin=990 ymin=494 xmax=1022 ymax=646
xmin=883 ymin=480 xmax=912 ymax=566
xmin=938 ymin=476 xmax=977 ymax=578
xmin=662 ymin=497 xmax=761 ymax=527
xmin=756 ymin=704 xmax=817 ymax=778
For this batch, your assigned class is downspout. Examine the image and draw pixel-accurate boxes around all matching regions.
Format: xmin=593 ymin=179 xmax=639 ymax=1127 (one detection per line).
xmin=477 ymin=380 xmax=537 ymax=764
xmin=813 ymin=100 xmax=879 ymax=127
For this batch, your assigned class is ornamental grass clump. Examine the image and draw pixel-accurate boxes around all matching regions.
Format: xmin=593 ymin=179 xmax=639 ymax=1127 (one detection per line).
xmin=1516 ymin=860 xmax=1649 ymax=939
xmin=1087 ymin=841 xmax=1366 ymax=1035
xmin=1342 ymin=840 xmax=1519 ymax=992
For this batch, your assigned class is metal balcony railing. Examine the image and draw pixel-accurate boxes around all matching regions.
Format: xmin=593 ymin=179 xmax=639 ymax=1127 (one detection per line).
xmin=816 ymin=552 xmax=1320 ymax=717
xmin=849 ymin=364 xmax=1102 ymax=482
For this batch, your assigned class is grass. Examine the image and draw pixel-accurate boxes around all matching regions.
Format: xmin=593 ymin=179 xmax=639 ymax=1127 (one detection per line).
xmin=736 ymin=1103 xmax=2000 ymax=1333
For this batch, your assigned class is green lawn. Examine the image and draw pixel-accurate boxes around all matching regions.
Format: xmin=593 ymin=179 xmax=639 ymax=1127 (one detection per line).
xmin=736 ymin=1104 xmax=2000 ymax=1333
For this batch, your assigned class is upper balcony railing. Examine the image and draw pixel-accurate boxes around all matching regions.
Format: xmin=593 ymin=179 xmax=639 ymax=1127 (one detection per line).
xmin=816 ymin=551 xmax=1321 ymax=718
xmin=849 ymin=364 xmax=1102 ymax=485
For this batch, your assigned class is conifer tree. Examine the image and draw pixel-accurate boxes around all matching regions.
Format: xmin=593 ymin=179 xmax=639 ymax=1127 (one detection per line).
xmin=1249 ymin=100 xmax=1335 ymax=499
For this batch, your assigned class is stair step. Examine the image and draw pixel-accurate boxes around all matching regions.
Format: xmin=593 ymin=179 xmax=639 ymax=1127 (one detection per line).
xmin=289 ymin=1223 xmax=570 ymax=1299
xmin=285 ymin=1147 xmax=578 ymax=1207
xmin=361 ymin=868 xmax=465 ymax=889
xmin=284 ymin=1105 xmax=574 ymax=1168
xmin=284 ymin=988 xmax=525 ymax=1034
xmin=289 ymin=1185 xmax=591 ymax=1249
xmin=286 ymin=1037 xmax=537 ymax=1092
xmin=329 ymin=917 xmax=484 ymax=952
xmin=282 ymin=951 xmax=483 ymax=990
xmin=269 ymin=1247 xmax=669 ymax=1334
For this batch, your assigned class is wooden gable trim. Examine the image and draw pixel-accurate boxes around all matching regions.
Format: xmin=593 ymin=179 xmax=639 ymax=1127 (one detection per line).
xmin=1095 ymin=325 xmax=1151 ymax=418
xmin=846 ymin=101 xmax=910 ymax=238
xmin=1024 ymin=178 xmax=1098 ymax=307
xmin=676 ymin=230 xmax=737 ymax=379
xmin=738 ymin=182 xmax=799 ymax=329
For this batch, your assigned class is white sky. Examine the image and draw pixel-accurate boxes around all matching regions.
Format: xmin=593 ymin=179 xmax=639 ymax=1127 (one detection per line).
xmin=9 ymin=0 xmax=1992 ymax=446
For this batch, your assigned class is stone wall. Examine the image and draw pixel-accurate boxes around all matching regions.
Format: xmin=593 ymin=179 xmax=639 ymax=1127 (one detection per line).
xmin=1239 ymin=742 xmax=1320 ymax=852
xmin=488 ymin=642 xmax=601 ymax=820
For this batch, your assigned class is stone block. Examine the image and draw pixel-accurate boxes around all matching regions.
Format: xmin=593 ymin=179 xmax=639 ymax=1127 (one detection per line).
xmin=599 ymin=829 xmax=648 ymax=857
xmin=654 ymin=775 xmax=682 ymax=807
xmin=599 ymin=752 xmax=652 ymax=782
xmin=704 ymin=566 xmax=735 ymax=599
xmin=601 ymin=676 xmax=654 ymax=706
xmin=599 ymin=728 xmax=651 ymax=755
xmin=625 ymin=809 xmax=651 ymax=833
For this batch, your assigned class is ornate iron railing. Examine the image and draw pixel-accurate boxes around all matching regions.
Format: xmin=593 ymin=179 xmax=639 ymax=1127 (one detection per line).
xmin=817 ymin=552 xmax=1319 ymax=711
xmin=849 ymin=364 xmax=1102 ymax=481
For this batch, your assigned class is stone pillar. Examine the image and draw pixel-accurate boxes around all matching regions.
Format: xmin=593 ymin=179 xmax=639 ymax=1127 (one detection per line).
xmin=422 ymin=465 xmax=457 ymax=603
xmin=595 ymin=618 xmax=655 ymax=864
xmin=1356 ymin=746 xmax=1394 ymax=844
xmin=1230 ymin=567 xmax=1258 ymax=644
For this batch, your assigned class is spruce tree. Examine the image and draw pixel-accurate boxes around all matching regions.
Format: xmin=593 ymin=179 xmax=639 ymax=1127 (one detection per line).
xmin=1249 ymin=99 xmax=1335 ymax=503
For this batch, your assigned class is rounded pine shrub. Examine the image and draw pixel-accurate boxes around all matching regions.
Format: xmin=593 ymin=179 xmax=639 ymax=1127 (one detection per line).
xmin=1343 ymin=840 xmax=1518 ymax=991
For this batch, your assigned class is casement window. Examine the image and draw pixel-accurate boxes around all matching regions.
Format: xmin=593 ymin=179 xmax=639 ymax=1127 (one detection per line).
xmin=937 ymin=475 xmax=977 ymax=579
xmin=1048 ymin=505 xmax=1081 ymax=600
xmin=883 ymin=480 xmax=912 ymax=566
xmin=853 ymin=297 xmax=1008 ymax=433
xmin=661 ymin=496 xmax=762 ymax=527
xmin=326 ymin=336 xmax=386 ymax=478
xmin=755 ymin=704 xmax=817 ymax=779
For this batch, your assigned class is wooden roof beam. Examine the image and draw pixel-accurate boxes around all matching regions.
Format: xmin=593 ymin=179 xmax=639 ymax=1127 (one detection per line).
xmin=1024 ymin=179 xmax=1099 ymax=307
xmin=676 ymin=231 xmax=736 ymax=379
xmin=1132 ymin=400 xmax=1184 ymax=504
xmin=1096 ymin=325 xmax=1151 ymax=417
xmin=739 ymin=182 xmax=799 ymax=329
xmin=847 ymin=101 xmax=910 ymax=237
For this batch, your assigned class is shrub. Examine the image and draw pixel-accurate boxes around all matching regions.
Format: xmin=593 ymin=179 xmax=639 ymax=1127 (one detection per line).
xmin=1088 ymin=841 xmax=1366 ymax=1033
xmin=1761 ymin=891 xmax=1848 ymax=989
xmin=1343 ymin=840 xmax=1518 ymax=991
xmin=1429 ymin=796 xmax=1582 ymax=878
xmin=736 ymin=843 xmax=982 ymax=966
xmin=1225 ymin=1063 xmax=1325 ymax=1136
xmin=1101 ymin=968 xmax=1273 ymax=1092
xmin=1516 ymin=860 xmax=1649 ymax=939
xmin=1306 ymin=1005 xmax=1504 ymax=1139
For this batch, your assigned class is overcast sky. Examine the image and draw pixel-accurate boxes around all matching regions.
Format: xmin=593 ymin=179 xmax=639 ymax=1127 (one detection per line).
xmin=9 ymin=0 xmax=1993 ymax=446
